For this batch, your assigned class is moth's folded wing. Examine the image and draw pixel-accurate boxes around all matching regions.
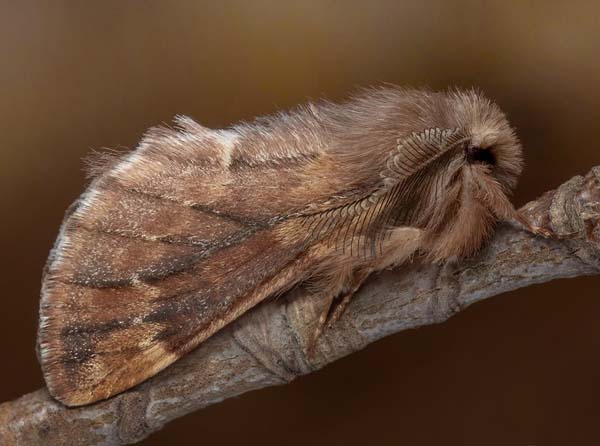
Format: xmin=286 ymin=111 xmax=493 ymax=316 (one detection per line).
xmin=38 ymin=118 xmax=340 ymax=406
xmin=38 ymin=187 xmax=312 ymax=406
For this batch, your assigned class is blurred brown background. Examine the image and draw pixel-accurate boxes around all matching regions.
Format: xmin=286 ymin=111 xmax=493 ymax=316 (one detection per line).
xmin=2 ymin=1 xmax=600 ymax=444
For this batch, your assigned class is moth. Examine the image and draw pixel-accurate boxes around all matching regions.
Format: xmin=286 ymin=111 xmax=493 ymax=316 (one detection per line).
xmin=38 ymin=86 xmax=542 ymax=407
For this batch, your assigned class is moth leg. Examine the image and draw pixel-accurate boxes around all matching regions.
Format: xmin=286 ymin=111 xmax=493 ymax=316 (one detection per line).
xmin=326 ymin=269 xmax=371 ymax=329
xmin=579 ymin=202 xmax=600 ymax=242
xmin=513 ymin=211 xmax=554 ymax=238
xmin=514 ymin=211 xmax=580 ymax=240
xmin=322 ymin=227 xmax=423 ymax=331
xmin=307 ymin=227 xmax=424 ymax=356
xmin=306 ymin=269 xmax=371 ymax=356
xmin=307 ymin=292 xmax=336 ymax=356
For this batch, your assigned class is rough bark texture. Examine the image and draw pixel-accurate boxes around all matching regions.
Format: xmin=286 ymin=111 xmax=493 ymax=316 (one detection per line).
xmin=2 ymin=166 xmax=600 ymax=446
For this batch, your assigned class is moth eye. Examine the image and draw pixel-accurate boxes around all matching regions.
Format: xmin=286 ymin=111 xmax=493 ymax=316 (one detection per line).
xmin=466 ymin=146 xmax=496 ymax=166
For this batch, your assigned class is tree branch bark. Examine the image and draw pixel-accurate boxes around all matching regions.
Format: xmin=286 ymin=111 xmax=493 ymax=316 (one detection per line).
xmin=2 ymin=167 xmax=600 ymax=446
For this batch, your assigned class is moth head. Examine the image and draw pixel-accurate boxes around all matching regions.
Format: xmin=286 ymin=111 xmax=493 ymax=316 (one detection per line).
xmin=408 ymin=89 xmax=526 ymax=259
xmin=447 ymin=89 xmax=524 ymax=193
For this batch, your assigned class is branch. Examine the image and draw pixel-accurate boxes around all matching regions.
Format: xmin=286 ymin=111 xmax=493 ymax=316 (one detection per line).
xmin=3 ymin=167 xmax=600 ymax=446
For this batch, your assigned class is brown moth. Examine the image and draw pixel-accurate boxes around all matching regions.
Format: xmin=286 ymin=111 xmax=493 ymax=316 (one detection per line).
xmin=38 ymin=86 xmax=541 ymax=407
